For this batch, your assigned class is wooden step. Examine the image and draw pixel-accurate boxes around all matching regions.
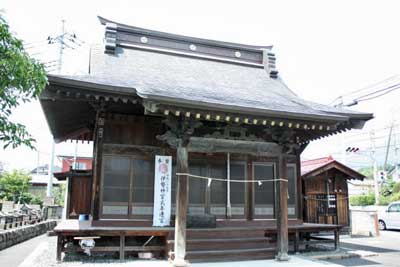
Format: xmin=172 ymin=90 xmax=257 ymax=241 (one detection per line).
xmin=186 ymin=228 xmax=266 ymax=239
xmin=185 ymin=247 xmax=276 ymax=262
xmin=168 ymin=237 xmax=272 ymax=251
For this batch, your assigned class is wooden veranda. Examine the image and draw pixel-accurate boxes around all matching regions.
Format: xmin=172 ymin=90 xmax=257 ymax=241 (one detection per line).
xmin=54 ymin=220 xmax=342 ymax=262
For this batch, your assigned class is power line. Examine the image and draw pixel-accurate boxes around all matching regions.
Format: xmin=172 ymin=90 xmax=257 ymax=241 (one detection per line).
xmin=356 ymin=86 xmax=400 ymax=102
xmin=344 ymin=75 xmax=400 ymax=98
xmin=344 ymin=123 xmax=400 ymax=138
xmin=330 ymin=75 xmax=400 ymax=106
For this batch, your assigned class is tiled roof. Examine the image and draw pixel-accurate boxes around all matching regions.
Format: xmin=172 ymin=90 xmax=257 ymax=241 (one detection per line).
xmin=301 ymin=156 xmax=335 ymax=176
xmin=301 ymin=156 xmax=365 ymax=180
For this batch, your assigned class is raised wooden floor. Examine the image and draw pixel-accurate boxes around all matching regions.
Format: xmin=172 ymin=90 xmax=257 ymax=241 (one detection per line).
xmin=54 ymin=220 xmax=342 ymax=262
xmin=168 ymin=227 xmax=274 ymax=262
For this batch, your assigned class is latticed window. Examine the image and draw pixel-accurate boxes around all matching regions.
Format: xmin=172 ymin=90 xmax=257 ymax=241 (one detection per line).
xmin=102 ymin=156 xmax=130 ymax=216
xmin=101 ymin=155 xmax=156 ymax=218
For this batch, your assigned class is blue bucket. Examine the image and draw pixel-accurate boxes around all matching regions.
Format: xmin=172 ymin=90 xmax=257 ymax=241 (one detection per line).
xmin=78 ymin=214 xmax=89 ymax=221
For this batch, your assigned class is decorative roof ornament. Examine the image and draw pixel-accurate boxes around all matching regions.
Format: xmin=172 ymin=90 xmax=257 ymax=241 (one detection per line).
xmin=262 ymin=49 xmax=278 ymax=78
xmin=104 ymin=22 xmax=117 ymax=54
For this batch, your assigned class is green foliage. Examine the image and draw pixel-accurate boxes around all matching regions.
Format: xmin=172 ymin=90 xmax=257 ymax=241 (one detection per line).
xmin=0 ymin=169 xmax=31 ymax=202
xmin=373 ymin=181 xmax=400 ymax=205
xmin=350 ymin=193 xmax=375 ymax=206
xmin=357 ymin=167 xmax=374 ymax=180
xmin=378 ymin=195 xmax=391 ymax=205
xmin=379 ymin=191 xmax=400 ymax=205
xmin=380 ymin=180 xmax=396 ymax=197
xmin=30 ymin=194 xmax=43 ymax=207
xmin=53 ymin=183 xmax=65 ymax=206
xmin=392 ymin=183 xmax=400 ymax=194
xmin=0 ymin=14 xmax=47 ymax=149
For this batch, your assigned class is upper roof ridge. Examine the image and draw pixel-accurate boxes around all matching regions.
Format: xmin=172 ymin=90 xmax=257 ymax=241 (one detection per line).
xmin=98 ymin=16 xmax=278 ymax=76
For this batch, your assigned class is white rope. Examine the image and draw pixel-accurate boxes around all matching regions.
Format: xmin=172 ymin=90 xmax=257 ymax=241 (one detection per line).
xmin=304 ymin=196 xmax=350 ymax=201
xmin=176 ymin=172 xmax=288 ymax=183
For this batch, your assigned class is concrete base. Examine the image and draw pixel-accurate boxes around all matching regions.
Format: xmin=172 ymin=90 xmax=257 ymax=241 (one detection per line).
xmin=171 ymin=258 xmax=189 ymax=267
xmin=276 ymin=252 xmax=290 ymax=261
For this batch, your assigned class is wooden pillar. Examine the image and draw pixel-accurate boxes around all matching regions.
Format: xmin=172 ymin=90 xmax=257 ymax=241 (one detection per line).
xmin=246 ymin=156 xmax=254 ymax=221
xmin=91 ymin=111 xmax=105 ymax=221
xmin=56 ymin=235 xmax=62 ymax=262
xmin=334 ymin=229 xmax=340 ymax=250
xmin=120 ymin=233 xmax=125 ymax=260
xmin=276 ymin=154 xmax=289 ymax=261
xmin=173 ymin=142 xmax=189 ymax=266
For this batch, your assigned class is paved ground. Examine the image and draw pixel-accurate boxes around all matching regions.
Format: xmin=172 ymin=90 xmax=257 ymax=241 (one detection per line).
xmin=0 ymin=233 xmax=49 ymax=267
xmin=326 ymin=230 xmax=400 ymax=267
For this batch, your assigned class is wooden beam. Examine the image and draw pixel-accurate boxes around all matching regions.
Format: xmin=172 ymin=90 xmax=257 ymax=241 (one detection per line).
xmin=66 ymin=177 xmax=72 ymax=219
xmin=275 ymin=154 xmax=289 ymax=261
xmin=188 ymin=137 xmax=282 ymax=155
xmin=173 ymin=142 xmax=189 ymax=266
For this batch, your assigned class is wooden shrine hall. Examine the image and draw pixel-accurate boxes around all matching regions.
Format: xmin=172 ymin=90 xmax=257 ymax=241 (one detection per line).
xmin=40 ymin=16 xmax=373 ymax=264
xmin=301 ymin=156 xmax=366 ymax=230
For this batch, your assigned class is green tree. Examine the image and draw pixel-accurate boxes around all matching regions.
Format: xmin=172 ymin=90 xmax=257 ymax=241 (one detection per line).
xmin=0 ymin=14 xmax=47 ymax=149
xmin=53 ymin=183 xmax=65 ymax=206
xmin=350 ymin=193 xmax=375 ymax=206
xmin=357 ymin=166 xmax=374 ymax=180
xmin=0 ymin=169 xmax=31 ymax=202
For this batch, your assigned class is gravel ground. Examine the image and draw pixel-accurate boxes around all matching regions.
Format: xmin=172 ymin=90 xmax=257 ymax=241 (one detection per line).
xmin=22 ymin=236 xmax=346 ymax=267
xmin=23 ymin=236 xmax=171 ymax=267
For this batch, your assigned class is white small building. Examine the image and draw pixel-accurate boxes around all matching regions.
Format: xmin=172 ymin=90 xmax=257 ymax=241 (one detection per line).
xmin=348 ymin=179 xmax=375 ymax=196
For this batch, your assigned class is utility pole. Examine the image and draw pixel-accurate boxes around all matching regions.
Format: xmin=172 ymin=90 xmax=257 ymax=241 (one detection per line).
xmin=394 ymin=124 xmax=399 ymax=181
xmin=384 ymin=122 xmax=394 ymax=171
xmin=57 ymin=19 xmax=65 ymax=74
xmin=73 ymin=142 xmax=78 ymax=170
xmin=370 ymin=130 xmax=379 ymax=204
xmin=47 ymin=139 xmax=55 ymax=198
xmin=47 ymin=19 xmax=65 ymax=199
xmin=336 ymin=97 xmax=347 ymax=165
xmin=36 ymin=150 xmax=40 ymax=176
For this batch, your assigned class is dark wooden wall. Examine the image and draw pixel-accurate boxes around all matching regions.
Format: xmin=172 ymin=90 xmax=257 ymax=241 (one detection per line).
xmin=91 ymin=114 xmax=304 ymax=223
xmin=67 ymin=176 xmax=92 ymax=219
xmin=303 ymin=169 xmax=349 ymax=226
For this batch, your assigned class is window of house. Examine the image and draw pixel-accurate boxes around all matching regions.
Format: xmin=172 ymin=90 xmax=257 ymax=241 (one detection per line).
xmin=230 ymin=162 xmax=246 ymax=205
xmin=287 ymin=163 xmax=297 ymax=217
xmin=210 ymin=163 xmax=227 ymax=205
xmin=188 ymin=162 xmax=207 ymax=205
xmin=131 ymin=159 xmax=154 ymax=204
xmin=254 ymin=163 xmax=275 ymax=205
xmin=102 ymin=156 xmax=130 ymax=216
xmin=101 ymin=155 xmax=157 ymax=217
xmin=75 ymin=162 xmax=87 ymax=170
xmin=254 ymin=163 xmax=275 ymax=217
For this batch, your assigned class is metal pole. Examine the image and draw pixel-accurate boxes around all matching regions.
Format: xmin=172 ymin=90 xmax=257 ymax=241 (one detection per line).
xmin=73 ymin=142 xmax=78 ymax=170
xmin=226 ymin=152 xmax=231 ymax=217
xmin=335 ymin=97 xmax=347 ymax=165
xmin=36 ymin=150 xmax=40 ymax=176
xmin=384 ymin=122 xmax=394 ymax=171
xmin=47 ymin=139 xmax=55 ymax=197
xmin=57 ymin=19 xmax=65 ymax=74
xmin=370 ymin=130 xmax=379 ymax=204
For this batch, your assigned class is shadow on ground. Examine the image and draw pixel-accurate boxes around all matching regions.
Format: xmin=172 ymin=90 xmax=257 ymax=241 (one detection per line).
xmin=327 ymin=257 xmax=380 ymax=267
xmin=340 ymin=242 xmax=400 ymax=253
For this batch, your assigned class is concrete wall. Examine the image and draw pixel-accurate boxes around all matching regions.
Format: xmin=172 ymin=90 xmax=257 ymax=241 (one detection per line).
xmin=0 ymin=220 xmax=57 ymax=250
xmin=350 ymin=209 xmax=379 ymax=237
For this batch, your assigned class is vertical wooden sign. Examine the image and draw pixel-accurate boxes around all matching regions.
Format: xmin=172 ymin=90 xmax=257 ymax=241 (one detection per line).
xmin=153 ymin=155 xmax=172 ymax=226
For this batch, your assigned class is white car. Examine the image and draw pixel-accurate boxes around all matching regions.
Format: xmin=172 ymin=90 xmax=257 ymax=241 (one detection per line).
xmin=379 ymin=201 xmax=400 ymax=230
